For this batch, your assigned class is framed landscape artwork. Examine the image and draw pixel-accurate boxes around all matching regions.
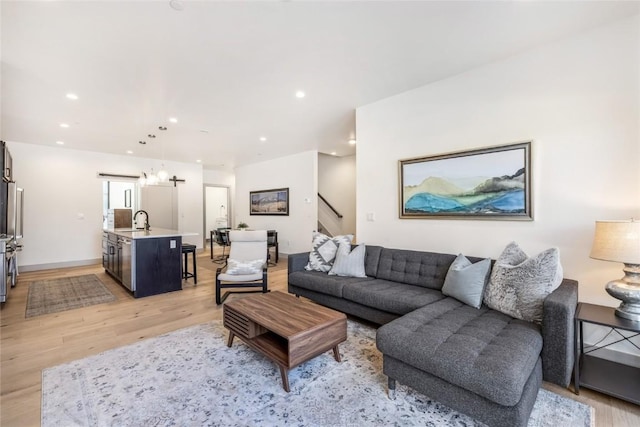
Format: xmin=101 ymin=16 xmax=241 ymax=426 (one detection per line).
xmin=250 ymin=187 xmax=289 ymax=216
xmin=399 ymin=141 xmax=532 ymax=220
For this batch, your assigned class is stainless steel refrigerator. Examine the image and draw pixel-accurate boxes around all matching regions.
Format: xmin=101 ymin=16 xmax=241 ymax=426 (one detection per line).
xmin=1 ymin=142 xmax=24 ymax=303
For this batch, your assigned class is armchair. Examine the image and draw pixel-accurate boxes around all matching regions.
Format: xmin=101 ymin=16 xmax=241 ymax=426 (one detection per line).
xmin=215 ymin=230 xmax=268 ymax=304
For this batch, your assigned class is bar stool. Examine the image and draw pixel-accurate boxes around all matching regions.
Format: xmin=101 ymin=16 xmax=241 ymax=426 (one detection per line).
xmin=182 ymin=244 xmax=197 ymax=284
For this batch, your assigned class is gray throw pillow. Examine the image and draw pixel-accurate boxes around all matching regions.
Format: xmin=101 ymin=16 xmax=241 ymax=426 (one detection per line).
xmin=442 ymin=254 xmax=491 ymax=309
xmin=484 ymin=242 xmax=563 ymax=324
xmin=328 ymin=243 xmax=367 ymax=278
xmin=305 ymin=231 xmax=354 ymax=272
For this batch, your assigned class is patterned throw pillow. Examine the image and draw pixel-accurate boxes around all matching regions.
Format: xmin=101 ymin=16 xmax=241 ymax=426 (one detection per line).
xmin=226 ymin=259 xmax=264 ymax=275
xmin=305 ymin=232 xmax=354 ymax=272
xmin=328 ymin=243 xmax=367 ymax=278
xmin=483 ymin=242 xmax=563 ymax=324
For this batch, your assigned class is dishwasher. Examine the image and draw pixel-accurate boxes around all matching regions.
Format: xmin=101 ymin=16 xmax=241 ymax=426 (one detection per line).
xmin=119 ymin=236 xmax=134 ymax=292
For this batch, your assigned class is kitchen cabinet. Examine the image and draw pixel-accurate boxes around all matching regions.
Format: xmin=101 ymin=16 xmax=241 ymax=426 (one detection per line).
xmin=103 ymin=229 xmax=187 ymax=298
xmin=103 ymin=232 xmax=121 ymax=281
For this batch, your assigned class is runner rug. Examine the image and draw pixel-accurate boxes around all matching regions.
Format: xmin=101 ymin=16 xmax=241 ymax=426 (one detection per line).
xmin=26 ymin=274 xmax=116 ymax=318
xmin=42 ymin=320 xmax=593 ymax=426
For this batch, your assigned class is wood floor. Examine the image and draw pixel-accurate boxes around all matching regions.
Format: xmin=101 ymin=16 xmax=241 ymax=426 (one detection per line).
xmin=1 ymin=249 xmax=639 ymax=426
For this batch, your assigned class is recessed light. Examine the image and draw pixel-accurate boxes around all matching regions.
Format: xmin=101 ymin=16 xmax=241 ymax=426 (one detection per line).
xmin=126 ymin=150 xmax=133 ymax=154
xmin=169 ymin=117 xmax=178 ymax=123
xmin=330 ymin=151 xmax=337 ymax=156
xmin=60 ymin=123 xmax=70 ymax=128
xmin=148 ymin=134 xmax=156 ymax=138
xmin=158 ymin=126 xmax=167 ymax=131
xmin=348 ymin=139 xmax=356 ymax=145
xmin=66 ymin=93 xmax=78 ymax=100
xmin=139 ymin=141 xmax=146 ymax=145
xmin=295 ymin=90 xmax=306 ymax=98
xmin=196 ymin=159 xmax=202 ymax=163
xmin=259 ymin=136 xmax=267 ymax=142
xmin=56 ymin=141 xmax=64 ymax=145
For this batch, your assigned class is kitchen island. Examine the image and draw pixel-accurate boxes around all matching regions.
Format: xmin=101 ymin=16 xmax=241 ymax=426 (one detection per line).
xmin=102 ymin=228 xmax=197 ymax=298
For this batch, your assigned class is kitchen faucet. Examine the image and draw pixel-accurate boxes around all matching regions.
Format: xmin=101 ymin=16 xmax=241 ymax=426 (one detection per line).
xmin=133 ymin=210 xmax=150 ymax=231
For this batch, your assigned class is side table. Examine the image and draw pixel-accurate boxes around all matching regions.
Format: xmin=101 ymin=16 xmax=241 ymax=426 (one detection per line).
xmin=574 ymin=302 xmax=640 ymax=405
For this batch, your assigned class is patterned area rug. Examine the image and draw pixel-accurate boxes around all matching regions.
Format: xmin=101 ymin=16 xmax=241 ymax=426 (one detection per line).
xmin=42 ymin=320 xmax=593 ymax=426
xmin=26 ymin=274 xmax=116 ymax=318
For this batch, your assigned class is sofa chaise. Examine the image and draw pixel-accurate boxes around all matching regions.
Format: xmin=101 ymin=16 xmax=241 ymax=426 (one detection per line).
xmin=288 ymin=245 xmax=577 ymax=427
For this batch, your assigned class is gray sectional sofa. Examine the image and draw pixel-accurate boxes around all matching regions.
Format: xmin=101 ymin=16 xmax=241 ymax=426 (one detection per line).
xmin=288 ymin=245 xmax=578 ymax=427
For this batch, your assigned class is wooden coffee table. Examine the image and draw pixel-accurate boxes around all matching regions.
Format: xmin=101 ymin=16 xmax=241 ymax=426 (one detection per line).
xmin=222 ymin=291 xmax=347 ymax=392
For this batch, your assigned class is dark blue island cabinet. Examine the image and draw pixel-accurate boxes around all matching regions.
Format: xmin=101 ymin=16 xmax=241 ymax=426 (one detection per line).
xmin=133 ymin=236 xmax=183 ymax=298
xmin=103 ymin=229 xmax=185 ymax=298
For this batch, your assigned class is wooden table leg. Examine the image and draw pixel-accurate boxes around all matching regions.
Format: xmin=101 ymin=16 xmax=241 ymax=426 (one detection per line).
xmin=332 ymin=345 xmax=342 ymax=362
xmin=279 ymin=366 xmax=290 ymax=392
xmin=227 ymin=331 xmax=235 ymax=347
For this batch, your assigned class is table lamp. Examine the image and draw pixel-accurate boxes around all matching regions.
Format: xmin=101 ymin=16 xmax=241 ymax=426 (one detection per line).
xmin=590 ymin=219 xmax=640 ymax=321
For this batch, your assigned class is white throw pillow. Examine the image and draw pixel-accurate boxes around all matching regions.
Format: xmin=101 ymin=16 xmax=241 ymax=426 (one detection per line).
xmin=442 ymin=254 xmax=491 ymax=309
xmin=483 ymin=242 xmax=563 ymax=324
xmin=226 ymin=259 xmax=264 ymax=275
xmin=305 ymin=231 xmax=354 ymax=273
xmin=328 ymin=243 xmax=367 ymax=278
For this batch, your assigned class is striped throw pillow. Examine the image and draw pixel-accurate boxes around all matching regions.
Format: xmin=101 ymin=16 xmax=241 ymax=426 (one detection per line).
xmin=328 ymin=243 xmax=366 ymax=278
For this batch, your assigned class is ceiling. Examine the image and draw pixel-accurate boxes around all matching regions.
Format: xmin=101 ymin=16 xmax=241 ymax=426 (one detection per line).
xmin=2 ymin=1 xmax=638 ymax=170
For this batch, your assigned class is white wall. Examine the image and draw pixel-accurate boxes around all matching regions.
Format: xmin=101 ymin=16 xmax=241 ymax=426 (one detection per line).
xmin=234 ymin=151 xmax=318 ymax=254
xmin=8 ymin=142 xmax=204 ymax=268
xmin=318 ymin=153 xmax=356 ymax=237
xmin=203 ymin=168 xmax=234 ymax=187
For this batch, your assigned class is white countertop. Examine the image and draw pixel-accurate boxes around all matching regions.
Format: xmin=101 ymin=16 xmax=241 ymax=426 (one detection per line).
xmin=105 ymin=228 xmax=199 ymax=240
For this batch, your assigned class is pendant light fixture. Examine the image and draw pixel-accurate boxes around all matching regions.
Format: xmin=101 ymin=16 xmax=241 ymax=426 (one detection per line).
xmin=136 ymin=124 xmax=173 ymax=186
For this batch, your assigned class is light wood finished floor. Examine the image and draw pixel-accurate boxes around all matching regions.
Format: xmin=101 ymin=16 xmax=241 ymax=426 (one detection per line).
xmin=2 ymin=248 xmax=639 ymax=426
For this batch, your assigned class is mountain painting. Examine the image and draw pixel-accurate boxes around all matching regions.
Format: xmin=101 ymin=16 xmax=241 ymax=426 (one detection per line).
xmin=400 ymin=142 xmax=532 ymax=220
xmin=250 ymin=188 xmax=289 ymax=215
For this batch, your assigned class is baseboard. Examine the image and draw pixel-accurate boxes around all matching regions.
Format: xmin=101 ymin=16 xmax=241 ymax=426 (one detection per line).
xmin=19 ymin=258 xmax=102 ymax=273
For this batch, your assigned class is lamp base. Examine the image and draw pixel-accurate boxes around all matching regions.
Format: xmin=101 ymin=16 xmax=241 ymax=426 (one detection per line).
xmin=605 ymin=263 xmax=640 ymax=322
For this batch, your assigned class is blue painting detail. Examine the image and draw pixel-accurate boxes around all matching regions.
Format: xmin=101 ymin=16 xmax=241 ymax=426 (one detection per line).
xmin=403 ymin=167 xmax=526 ymax=215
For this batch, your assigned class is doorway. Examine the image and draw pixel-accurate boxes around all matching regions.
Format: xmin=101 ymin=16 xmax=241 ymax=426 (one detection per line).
xmin=102 ymin=180 xmax=137 ymax=228
xmin=203 ymin=185 xmax=231 ymax=249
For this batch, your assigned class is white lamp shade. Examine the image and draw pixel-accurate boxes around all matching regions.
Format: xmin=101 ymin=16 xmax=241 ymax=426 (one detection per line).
xmin=590 ymin=220 xmax=640 ymax=264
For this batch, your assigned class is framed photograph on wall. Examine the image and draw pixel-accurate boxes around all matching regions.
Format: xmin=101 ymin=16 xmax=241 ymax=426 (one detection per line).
xmin=399 ymin=141 xmax=532 ymax=220
xmin=250 ymin=187 xmax=289 ymax=216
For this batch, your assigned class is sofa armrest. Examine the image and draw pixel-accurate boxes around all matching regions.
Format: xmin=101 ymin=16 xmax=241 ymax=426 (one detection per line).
xmin=541 ymin=279 xmax=578 ymax=387
xmin=288 ymin=252 xmax=310 ymax=275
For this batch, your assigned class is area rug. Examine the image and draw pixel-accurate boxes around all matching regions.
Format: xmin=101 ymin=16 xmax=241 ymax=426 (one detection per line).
xmin=42 ymin=320 xmax=593 ymax=427
xmin=26 ymin=274 xmax=116 ymax=318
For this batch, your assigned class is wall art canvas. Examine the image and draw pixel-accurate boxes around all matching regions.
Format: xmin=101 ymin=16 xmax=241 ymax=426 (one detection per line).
xmin=250 ymin=187 xmax=289 ymax=216
xmin=399 ymin=142 xmax=532 ymax=220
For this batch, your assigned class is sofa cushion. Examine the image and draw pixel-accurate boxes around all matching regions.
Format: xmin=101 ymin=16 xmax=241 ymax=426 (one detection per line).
xmin=484 ymin=242 xmax=563 ymax=324
xmin=364 ymin=245 xmax=383 ymax=278
xmin=342 ymin=279 xmax=445 ymax=315
xmin=442 ymin=254 xmax=491 ymax=309
xmin=329 ymin=243 xmax=367 ymax=278
xmin=376 ymin=249 xmax=457 ymax=289
xmin=288 ymin=270 xmax=374 ymax=298
xmin=376 ymin=298 xmax=542 ymax=406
